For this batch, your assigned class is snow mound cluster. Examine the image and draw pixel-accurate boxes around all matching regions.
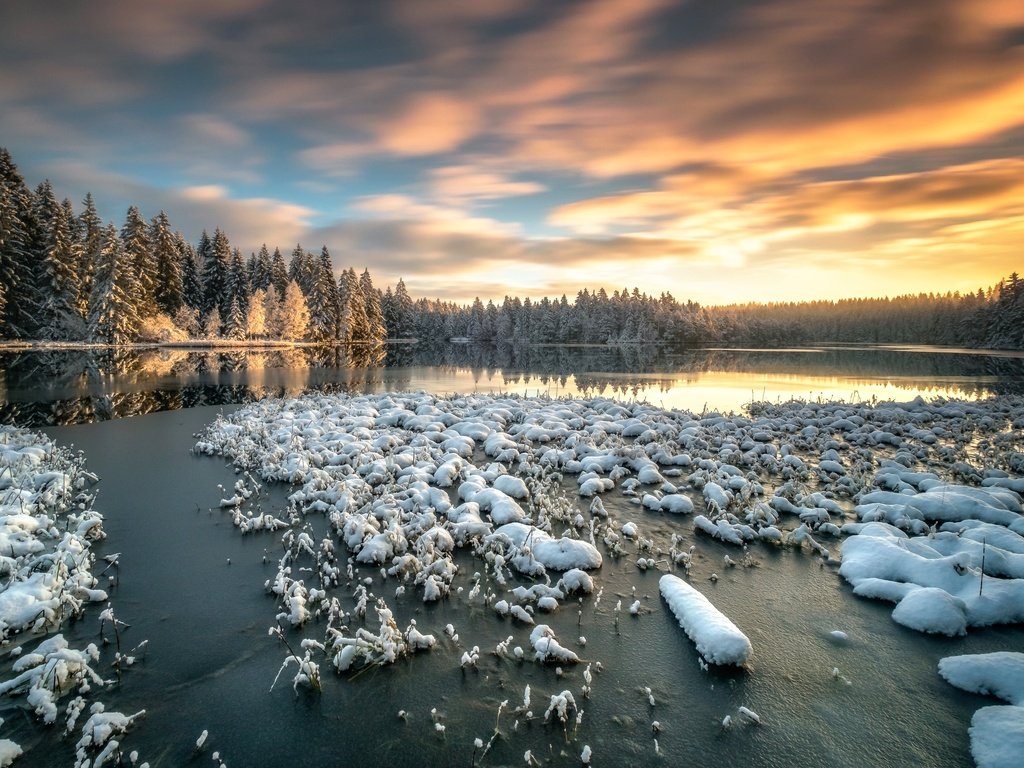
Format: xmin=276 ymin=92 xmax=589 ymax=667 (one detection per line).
xmin=839 ymin=485 xmax=1024 ymax=635
xmin=0 ymin=426 xmax=107 ymax=639
xmin=0 ymin=426 xmax=147 ymax=766
xmin=190 ymin=391 xmax=1024 ymax=765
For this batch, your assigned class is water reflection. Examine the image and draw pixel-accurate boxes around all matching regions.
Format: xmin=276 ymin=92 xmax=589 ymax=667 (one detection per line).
xmin=2 ymin=342 xmax=1024 ymax=426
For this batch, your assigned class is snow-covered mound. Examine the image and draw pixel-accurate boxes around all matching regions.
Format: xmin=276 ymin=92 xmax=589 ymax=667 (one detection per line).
xmin=659 ymin=574 xmax=752 ymax=666
xmin=0 ymin=426 xmax=147 ymax=765
xmin=939 ymin=653 xmax=1024 ymax=768
xmin=939 ymin=653 xmax=1024 ymax=705
xmin=0 ymin=426 xmax=107 ymax=638
xmin=840 ymin=509 xmax=1024 ymax=634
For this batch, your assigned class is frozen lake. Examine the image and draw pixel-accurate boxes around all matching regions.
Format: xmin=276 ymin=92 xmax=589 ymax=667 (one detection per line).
xmin=1 ymin=344 xmax=1022 ymax=767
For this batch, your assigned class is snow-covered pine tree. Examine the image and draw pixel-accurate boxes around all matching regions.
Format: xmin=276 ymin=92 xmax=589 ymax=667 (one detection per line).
xmin=211 ymin=229 xmax=233 ymax=321
xmin=0 ymin=151 xmax=45 ymax=339
xmin=227 ymin=247 xmax=249 ymax=320
xmin=121 ymin=205 xmax=156 ymax=318
xmin=77 ymin=192 xmax=101 ymax=321
xmin=288 ymin=244 xmax=318 ymax=296
xmin=33 ymin=181 xmax=79 ymax=339
xmin=393 ymin=278 xmax=414 ymax=339
xmin=306 ymin=246 xmax=340 ymax=343
xmin=178 ymin=233 xmax=203 ymax=313
xmin=360 ymin=268 xmax=386 ymax=342
xmin=380 ymin=286 xmax=396 ymax=338
xmin=338 ymin=267 xmax=368 ymax=343
xmin=150 ymin=210 xmax=183 ymax=316
xmin=201 ymin=228 xmax=229 ymax=319
xmin=61 ymin=198 xmax=86 ymax=332
xmin=0 ymin=147 xmax=39 ymax=338
xmin=270 ymin=247 xmax=288 ymax=300
xmin=245 ymin=251 xmax=259 ymax=295
xmin=254 ymin=244 xmax=272 ymax=292
xmin=224 ymin=294 xmax=245 ymax=340
xmin=89 ymin=223 xmax=141 ymax=344
xmin=278 ymin=280 xmax=310 ymax=341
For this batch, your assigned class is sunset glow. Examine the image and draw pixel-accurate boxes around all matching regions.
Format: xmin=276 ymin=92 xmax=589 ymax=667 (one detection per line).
xmin=3 ymin=0 xmax=1022 ymax=303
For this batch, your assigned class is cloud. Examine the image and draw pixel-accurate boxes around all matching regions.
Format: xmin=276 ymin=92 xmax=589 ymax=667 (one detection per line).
xmin=427 ymin=165 xmax=546 ymax=205
xmin=374 ymin=92 xmax=480 ymax=156
xmin=180 ymin=114 xmax=250 ymax=147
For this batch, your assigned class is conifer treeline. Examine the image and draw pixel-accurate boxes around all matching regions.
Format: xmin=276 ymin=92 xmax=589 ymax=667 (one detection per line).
xmin=2 ymin=146 xmax=1021 ymax=349
xmin=406 ymin=281 xmax=1024 ymax=349
xmin=0 ymin=148 xmax=398 ymax=345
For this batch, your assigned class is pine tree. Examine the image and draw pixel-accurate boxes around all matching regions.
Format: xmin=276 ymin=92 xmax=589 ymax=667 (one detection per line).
xmin=288 ymin=244 xmax=318 ymax=295
xmin=61 ymin=198 xmax=85 ymax=330
xmin=278 ymin=280 xmax=310 ymax=341
xmin=227 ymin=248 xmax=249 ymax=319
xmin=381 ymin=286 xmax=396 ymax=338
xmin=392 ymin=278 xmax=414 ymax=338
xmin=77 ymin=193 xmax=101 ymax=321
xmin=201 ymin=228 xmax=229 ymax=319
xmin=0 ymin=149 xmax=43 ymax=338
xmin=34 ymin=181 xmax=79 ymax=339
xmin=360 ymin=268 xmax=386 ymax=342
xmin=178 ymin=234 xmax=203 ymax=313
xmin=270 ymin=247 xmax=288 ymax=299
xmin=150 ymin=211 xmax=183 ymax=316
xmin=306 ymin=246 xmax=340 ymax=343
xmin=121 ymin=205 xmax=156 ymax=318
xmin=254 ymin=244 xmax=272 ymax=291
xmin=89 ymin=223 xmax=141 ymax=344
xmin=224 ymin=294 xmax=245 ymax=340
xmin=338 ymin=267 xmax=368 ymax=343
xmin=245 ymin=251 xmax=259 ymax=295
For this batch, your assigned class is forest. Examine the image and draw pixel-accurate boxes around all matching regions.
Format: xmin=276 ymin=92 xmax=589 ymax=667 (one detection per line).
xmin=2 ymin=146 xmax=1022 ymax=350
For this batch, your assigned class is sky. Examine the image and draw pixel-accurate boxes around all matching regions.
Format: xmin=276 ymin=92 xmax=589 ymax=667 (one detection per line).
xmin=1 ymin=0 xmax=1022 ymax=305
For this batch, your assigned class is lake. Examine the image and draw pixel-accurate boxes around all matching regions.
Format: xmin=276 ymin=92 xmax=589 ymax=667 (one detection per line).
xmin=2 ymin=343 xmax=1023 ymax=767
xmin=3 ymin=342 xmax=1024 ymax=426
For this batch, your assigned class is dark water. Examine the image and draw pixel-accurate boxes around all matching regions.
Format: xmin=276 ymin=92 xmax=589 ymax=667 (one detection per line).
xmin=0 ymin=408 xmax=1012 ymax=767
xmin=2 ymin=342 xmax=1024 ymax=426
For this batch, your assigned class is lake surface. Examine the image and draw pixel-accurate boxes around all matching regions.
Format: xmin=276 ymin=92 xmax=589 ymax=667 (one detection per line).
xmin=3 ymin=342 xmax=1024 ymax=426
xmin=2 ymin=343 xmax=1023 ymax=767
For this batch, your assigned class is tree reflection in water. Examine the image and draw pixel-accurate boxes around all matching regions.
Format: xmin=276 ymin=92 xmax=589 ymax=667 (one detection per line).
xmin=2 ymin=342 xmax=1023 ymax=426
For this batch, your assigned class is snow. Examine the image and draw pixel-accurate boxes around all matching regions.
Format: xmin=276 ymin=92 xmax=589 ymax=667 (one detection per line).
xmin=939 ymin=653 xmax=1024 ymax=705
xmin=530 ymin=625 xmax=578 ymax=664
xmin=840 ymin=506 xmax=1024 ymax=632
xmin=940 ymin=653 xmax=1024 ymax=768
xmin=659 ymin=574 xmax=752 ymax=666
xmin=0 ymin=427 xmax=109 ymax=639
xmin=968 ymin=706 xmax=1024 ymax=768
xmin=0 ymin=740 xmax=22 ymax=767
xmin=492 ymin=523 xmax=603 ymax=572
xmin=186 ymin=390 xmax=1024 ymax=763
